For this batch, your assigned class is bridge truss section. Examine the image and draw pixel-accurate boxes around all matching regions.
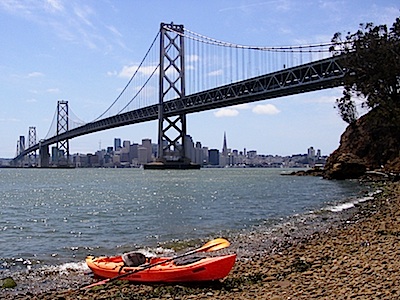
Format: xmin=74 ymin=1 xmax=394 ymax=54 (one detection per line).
xmin=163 ymin=56 xmax=348 ymax=114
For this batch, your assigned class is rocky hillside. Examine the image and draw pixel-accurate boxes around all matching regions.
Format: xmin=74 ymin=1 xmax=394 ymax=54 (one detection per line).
xmin=323 ymin=106 xmax=400 ymax=180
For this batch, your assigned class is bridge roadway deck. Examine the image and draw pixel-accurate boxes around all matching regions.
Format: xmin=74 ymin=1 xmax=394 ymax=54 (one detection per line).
xmin=16 ymin=55 xmax=347 ymax=160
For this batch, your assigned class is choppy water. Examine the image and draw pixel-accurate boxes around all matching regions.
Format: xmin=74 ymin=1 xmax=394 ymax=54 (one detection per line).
xmin=0 ymin=168 xmax=369 ymax=276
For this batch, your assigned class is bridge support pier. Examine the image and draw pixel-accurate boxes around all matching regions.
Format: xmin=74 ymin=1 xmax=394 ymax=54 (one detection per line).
xmin=39 ymin=142 xmax=49 ymax=168
xmin=144 ymin=23 xmax=199 ymax=170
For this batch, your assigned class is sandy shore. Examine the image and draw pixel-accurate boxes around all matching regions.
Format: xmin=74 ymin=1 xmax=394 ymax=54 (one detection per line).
xmin=4 ymin=181 xmax=400 ymax=299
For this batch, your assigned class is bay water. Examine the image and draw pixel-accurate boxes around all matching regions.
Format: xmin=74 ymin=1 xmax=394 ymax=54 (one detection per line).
xmin=0 ymin=167 xmax=369 ymax=277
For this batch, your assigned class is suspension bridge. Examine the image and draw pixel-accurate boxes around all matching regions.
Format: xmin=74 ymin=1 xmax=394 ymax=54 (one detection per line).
xmin=13 ymin=22 xmax=349 ymax=168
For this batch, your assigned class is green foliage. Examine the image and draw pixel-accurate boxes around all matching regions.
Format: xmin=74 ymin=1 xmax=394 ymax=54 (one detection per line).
xmin=335 ymin=90 xmax=358 ymax=124
xmin=330 ymin=17 xmax=400 ymax=123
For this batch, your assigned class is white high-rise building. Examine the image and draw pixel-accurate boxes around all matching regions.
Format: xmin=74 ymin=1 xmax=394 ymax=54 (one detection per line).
xmin=184 ymin=135 xmax=195 ymax=162
xmin=221 ymin=132 xmax=228 ymax=166
xmin=307 ymin=146 xmax=316 ymax=159
xmin=141 ymin=139 xmax=152 ymax=162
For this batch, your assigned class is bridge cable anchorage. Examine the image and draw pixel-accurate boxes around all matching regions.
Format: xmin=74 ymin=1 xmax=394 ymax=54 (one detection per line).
xmin=93 ymin=31 xmax=161 ymax=122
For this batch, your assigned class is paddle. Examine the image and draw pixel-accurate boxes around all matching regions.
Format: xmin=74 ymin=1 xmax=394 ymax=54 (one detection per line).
xmin=81 ymin=238 xmax=230 ymax=290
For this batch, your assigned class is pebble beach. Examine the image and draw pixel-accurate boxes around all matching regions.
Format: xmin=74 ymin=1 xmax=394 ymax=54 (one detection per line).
xmin=3 ymin=181 xmax=400 ymax=299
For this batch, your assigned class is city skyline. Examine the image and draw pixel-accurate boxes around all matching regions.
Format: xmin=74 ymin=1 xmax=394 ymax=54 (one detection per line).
xmin=0 ymin=130 xmax=325 ymax=167
xmin=0 ymin=1 xmax=398 ymax=158
xmin=47 ymin=133 xmax=324 ymax=168
xmin=0 ymin=130 xmax=326 ymax=159
xmin=78 ymin=132 xmax=323 ymax=158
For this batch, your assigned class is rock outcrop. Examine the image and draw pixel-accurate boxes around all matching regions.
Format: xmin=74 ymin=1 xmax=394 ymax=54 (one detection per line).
xmin=1 ymin=277 xmax=17 ymax=289
xmin=324 ymin=107 xmax=400 ymax=180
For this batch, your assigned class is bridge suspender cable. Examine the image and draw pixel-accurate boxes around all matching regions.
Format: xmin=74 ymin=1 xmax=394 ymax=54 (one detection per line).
xmin=115 ymin=63 xmax=160 ymax=115
xmin=92 ymin=32 xmax=161 ymax=122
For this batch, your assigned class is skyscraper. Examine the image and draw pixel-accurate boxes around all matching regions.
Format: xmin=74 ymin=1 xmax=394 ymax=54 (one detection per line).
xmin=222 ymin=132 xmax=228 ymax=157
xmin=19 ymin=136 xmax=25 ymax=152
xmin=114 ymin=138 xmax=121 ymax=151
xmin=141 ymin=138 xmax=152 ymax=162
xmin=221 ymin=132 xmax=228 ymax=166
xmin=208 ymin=149 xmax=219 ymax=165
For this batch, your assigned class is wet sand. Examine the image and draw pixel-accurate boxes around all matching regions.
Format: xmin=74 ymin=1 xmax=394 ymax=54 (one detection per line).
xmin=3 ymin=181 xmax=400 ymax=299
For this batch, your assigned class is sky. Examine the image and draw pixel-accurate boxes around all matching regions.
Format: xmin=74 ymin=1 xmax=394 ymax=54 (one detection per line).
xmin=0 ymin=0 xmax=398 ymax=158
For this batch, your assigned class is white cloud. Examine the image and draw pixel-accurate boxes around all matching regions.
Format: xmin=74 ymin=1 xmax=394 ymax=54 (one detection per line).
xmin=118 ymin=64 xmax=158 ymax=78
xmin=187 ymin=54 xmax=200 ymax=63
xmin=252 ymin=103 xmax=280 ymax=115
xmin=27 ymin=72 xmax=44 ymax=78
xmin=279 ymin=27 xmax=292 ymax=35
xmin=276 ymin=0 xmax=292 ymax=12
xmin=45 ymin=0 xmax=64 ymax=12
xmin=106 ymin=25 xmax=123 ymax=38
xmin=73 ymin=4 xmax=95 ymax=28
xmin=107 ymin=70 xmax=118 ymax=77
xmin=118 ymin=65 xmax=137 ymax=78
xmin=214 ymin=108 xmax=239 ymax=117
xmin=0 ymin=1 xmax=116 ymax=51
xmin=232 ymin=103 xmax=251 ymax=110
xmin=0 ymin=117 xmax=20 ymax=122
xmin=46 ymin=88 xmax=60 ymax=93
xmin=208 ymin=69 xmax=223 ymax=77
xmin=0 ymin=0 xmax=32 ymax=15
xmin=26 ymin=98 xmax=37 ymax=103
xmin=212 ymin=104 xmax=250 ymax=117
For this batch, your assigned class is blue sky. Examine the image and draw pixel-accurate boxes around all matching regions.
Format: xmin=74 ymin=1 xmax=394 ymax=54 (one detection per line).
xmin=0 ymin=0 xmax=398 ymax=158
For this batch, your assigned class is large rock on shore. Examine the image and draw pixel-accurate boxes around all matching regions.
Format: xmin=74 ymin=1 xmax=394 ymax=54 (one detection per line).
xmin=1 ymin=277 xmax=17 ymax=289
xmin=324 ymin=107 xmax=400 ymax=179
xmin=324 ymin=153 xmax=366 ymax=180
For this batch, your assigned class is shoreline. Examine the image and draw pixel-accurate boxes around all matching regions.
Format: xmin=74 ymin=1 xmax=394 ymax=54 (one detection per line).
xmin=3 ymin=180 xmax=399 ymax=299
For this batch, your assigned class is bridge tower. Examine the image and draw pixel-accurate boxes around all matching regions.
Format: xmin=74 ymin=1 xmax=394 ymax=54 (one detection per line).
xmin=13 ymin=136 xmax=26 ymax=167
xmin=19 ymin=135 xmax=26 ymax=166
xmin=13 ymin=140 xmax=21 ymax=167
xmin=28 ymin=126 xmax=37 ymax=166
xmin=146 ymin=23 xmax=199 ymax=169
xmin=56 ymin=100 xmax=70 ymax=166
xmin=18 ymin=135 xmax=25 ymax=153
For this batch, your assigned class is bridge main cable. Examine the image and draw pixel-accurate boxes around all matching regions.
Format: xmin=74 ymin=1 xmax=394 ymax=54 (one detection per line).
xmin=169 ymin=26 xmax=339 ymax=52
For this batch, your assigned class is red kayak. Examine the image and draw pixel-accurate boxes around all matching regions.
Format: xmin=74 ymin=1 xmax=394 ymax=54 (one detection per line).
xmin=86 ymin=253 xmax=236 ymax=283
